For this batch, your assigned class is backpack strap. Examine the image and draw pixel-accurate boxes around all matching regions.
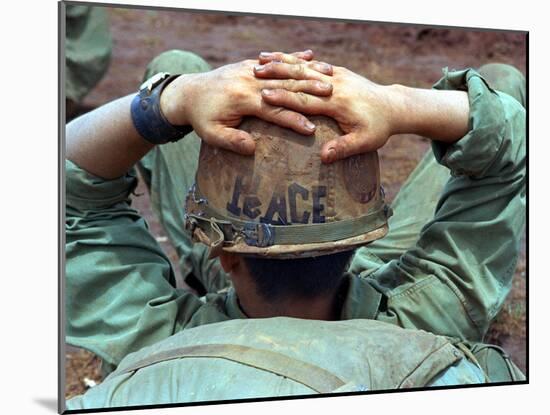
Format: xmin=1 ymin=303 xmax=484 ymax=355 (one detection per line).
xmin=110 ymin=343 xmax=346 ymax=394
xmin=447 ymin=339 xmax=525 ymax=383
xmin=454 ymin=342 xmax=490 ymax=383
xmin=467 ymin=343 xmax=526 ymax=382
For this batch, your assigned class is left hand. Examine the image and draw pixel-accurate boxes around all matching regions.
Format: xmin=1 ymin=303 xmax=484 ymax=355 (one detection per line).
xmin=160 ymin=52 xmax=334 ymax=155
xmin=254 ymin=52 xmax=398 ymax=163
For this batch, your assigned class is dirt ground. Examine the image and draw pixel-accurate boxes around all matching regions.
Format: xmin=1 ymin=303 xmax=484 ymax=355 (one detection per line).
xmin=65 ymin=7 xmax=527 ymax=400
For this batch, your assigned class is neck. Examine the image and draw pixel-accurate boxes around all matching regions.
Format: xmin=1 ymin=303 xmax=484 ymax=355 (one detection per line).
xmin=238 ymin=291 xmax=341 ymax=321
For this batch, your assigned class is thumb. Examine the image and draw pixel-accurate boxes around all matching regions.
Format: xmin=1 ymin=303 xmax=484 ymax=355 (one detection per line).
xmin=202 ymin=126 xmax=256 ymax=156
xmin=320 ymin=131 xmax=378 ymax=163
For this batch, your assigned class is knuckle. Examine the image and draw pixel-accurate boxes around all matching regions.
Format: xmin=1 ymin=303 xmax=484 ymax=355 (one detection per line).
xmin=291 ymin=112 xmax=305 ymax=124
xmin=296 ymin=92 xmax=309 ymax=106
xmin=265 ymin=62 xmax=278 ymax=74
xmin=286 ymin=54 xmax=299 ymax=63
xmin=226 ymin=84 xmax=246 ymax=100
xmin=295 ymin=65 xmax=306 ymax=79
xmin=282 ymin=79 xmax=295 ymax=90
xmin=271 ymin=106 xmax=287 ymax=116
xmin=229 ymin=134 xmax=249 ymax=151
xmin=228 ymin=134 xmax=241 ymax=146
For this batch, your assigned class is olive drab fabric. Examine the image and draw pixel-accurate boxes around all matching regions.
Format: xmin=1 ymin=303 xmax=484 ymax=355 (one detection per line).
xmin=66 ymin=318 xmax=485 ymax=409
xmin=466 ymin=342 xmax=526 ymax=382
xmin=65 ymin=50 xmax=526 ymax=404
xmin=65 ymin=4 xmax=112 ymax=103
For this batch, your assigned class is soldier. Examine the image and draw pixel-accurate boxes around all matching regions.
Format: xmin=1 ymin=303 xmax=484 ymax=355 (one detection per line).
xmin=65 ymin=49 xmax=525 ymax=409
xmin=65 ymin=4 xmax=112 ymax=119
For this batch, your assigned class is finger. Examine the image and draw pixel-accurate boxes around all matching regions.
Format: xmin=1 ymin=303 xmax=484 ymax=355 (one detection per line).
xmin=255 ymin=102 xmax=317 ymax=135
xmin=258 ymin=49 xmax=313 ymax=64
xmin=309 ymin=61 xmax=334 ymax=76
xmin=254 ymin=61 xmax=332 ymax=81
xmin=202 ymin=126 xmax=256 ymax=155
xmin=259 ymin=52 xmax=305 ymax=65
xmin=291 ymin=49 xmax=314 ymax=61
xmin=257 ymin=57 xmax=333 ymax=76
xmin=320 ymin=132 xmax=375 ymax=163
xmin=261 ymin=88 xmax=331 ymax=115
xmin=262 ymin=79 xmax=333 ymax=96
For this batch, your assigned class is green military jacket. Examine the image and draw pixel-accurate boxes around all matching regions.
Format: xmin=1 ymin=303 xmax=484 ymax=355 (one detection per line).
xmin=65 ymin=68 xmax=526 ymax=375
xmin=66 ymin=318 xmax=485 ymax=410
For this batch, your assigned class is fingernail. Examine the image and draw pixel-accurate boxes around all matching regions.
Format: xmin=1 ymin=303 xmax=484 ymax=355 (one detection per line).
xmin=304 ymin=49 xmax=313 ymax=54
xmin=318 ymin=81 xmax=331 ymax=90
xmin=305 ymin=120 xmax=316 ymax=131
xmin=254 ymin=65 xmax=265 ymax=72
xmin=322 ymin=63 xmax=332 ymax=73
xmin=260 ymin=52 xmax=273 ymax=57
xmin=262 ymin=89 xmax=274 ymax=96
xmin=326 ymin=148 xmax=336 ymax=163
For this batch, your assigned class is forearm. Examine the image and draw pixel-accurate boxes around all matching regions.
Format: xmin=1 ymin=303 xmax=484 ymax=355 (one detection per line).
xmin=390 ymin=84 xmax=470 ymax=143
xmin=373 ymin=71 xmax=526 ymax=340
xmin=66 ymin=94 xmax=155 ymax=179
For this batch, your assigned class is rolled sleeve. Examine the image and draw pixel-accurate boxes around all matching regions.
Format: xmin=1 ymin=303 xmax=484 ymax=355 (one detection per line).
xmin=66 ymin=159 xmax=138 ymax=211
xmin=65 ymin=159 xmax=231 ymax=370
xmin=372 ymin=68 xmax=526 ymax=341
xmin=431 ymin=68 xmax=519 ymax=178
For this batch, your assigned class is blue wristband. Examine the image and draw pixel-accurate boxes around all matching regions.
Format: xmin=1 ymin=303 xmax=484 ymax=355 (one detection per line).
xmin=131 ymin=74 xmax=193 ymax=145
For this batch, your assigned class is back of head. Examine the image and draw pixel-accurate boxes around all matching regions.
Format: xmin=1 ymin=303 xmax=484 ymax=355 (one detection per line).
xmin=185 ymin=115 xmax=391 ymax=260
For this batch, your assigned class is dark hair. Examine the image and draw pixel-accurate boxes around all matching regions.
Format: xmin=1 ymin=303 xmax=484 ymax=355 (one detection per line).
xmin=243 ymin=250 xmax=354 ymax=302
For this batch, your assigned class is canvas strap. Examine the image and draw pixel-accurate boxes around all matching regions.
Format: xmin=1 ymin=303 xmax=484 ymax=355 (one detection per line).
xmin=111 ymin=343 xmax=346 ymax=394
xmin=186 ymin=197 xmax=392 ymax=248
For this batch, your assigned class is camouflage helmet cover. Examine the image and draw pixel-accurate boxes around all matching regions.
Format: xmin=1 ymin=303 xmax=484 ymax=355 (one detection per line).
xmin=185 ymin=116 xmax=391 ymax=259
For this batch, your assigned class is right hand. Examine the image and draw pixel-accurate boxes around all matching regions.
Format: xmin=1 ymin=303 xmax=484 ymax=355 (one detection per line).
xmin=254 ymin=52 xmax=398 ymax=163
xmin=160 ymin=51 xmax=335 ymax=155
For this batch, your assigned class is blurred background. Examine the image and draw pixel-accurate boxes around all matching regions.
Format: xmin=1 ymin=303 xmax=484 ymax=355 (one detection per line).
xmin=64 ymin=4 xmax=527 ymax=399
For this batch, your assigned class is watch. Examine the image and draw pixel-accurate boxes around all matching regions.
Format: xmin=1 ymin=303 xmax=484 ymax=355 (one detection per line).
xmin=130 ymin=72 xmax=193 ymax=145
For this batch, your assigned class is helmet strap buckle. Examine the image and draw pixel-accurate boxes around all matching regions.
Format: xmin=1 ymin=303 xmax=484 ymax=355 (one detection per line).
xmin=242 ymin=222 xmax=275 ymax=247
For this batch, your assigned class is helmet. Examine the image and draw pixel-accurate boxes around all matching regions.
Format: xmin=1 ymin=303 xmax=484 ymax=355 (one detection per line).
xmin=185 ymin=116 xmax=392 ymax=259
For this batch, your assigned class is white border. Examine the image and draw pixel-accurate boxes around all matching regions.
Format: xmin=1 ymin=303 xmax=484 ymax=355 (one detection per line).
xmin=2 ymin=0 xmax=545 ymax=414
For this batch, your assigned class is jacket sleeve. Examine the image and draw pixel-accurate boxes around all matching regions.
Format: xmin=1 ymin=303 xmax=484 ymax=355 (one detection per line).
xmin=65 ymin=159 xmax=231 ymax=370
xmin=372 ymin=68 xmax=526 ymax=341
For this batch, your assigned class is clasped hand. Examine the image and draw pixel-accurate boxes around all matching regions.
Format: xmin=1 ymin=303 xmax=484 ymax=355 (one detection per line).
xmin=161 ymin=49 xmax=396 ymax=163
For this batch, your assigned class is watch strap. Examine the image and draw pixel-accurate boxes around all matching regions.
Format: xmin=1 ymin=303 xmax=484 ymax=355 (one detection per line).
xmin=131 ymin=74 xmax=193 ymax=145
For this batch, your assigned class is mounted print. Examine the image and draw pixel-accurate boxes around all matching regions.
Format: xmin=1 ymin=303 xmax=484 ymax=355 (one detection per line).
xmin=60 ymin=1 xmax=527 ymax=412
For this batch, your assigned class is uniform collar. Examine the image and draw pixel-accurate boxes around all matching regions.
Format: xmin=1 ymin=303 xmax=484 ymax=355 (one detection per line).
xmin=224 ymin=273 xmax=382 ymax=321
xmin=338 ymin=273 xmax=382 ymax=320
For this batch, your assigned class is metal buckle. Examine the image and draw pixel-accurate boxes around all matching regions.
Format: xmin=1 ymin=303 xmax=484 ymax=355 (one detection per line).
xmin=185 ymin=183 xmax=208 ymax=219
xmin=139 ymin=71 xmax=171 ymax=94
xmin=242 ymin=222 xmax=275 ymax=247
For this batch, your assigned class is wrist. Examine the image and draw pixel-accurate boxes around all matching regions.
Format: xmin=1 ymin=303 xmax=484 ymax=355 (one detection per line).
xmin=386 ymin=84 xmax=469 ymax=142
xmin=160 ymin=74 xmax=197 ymax=128
xmin=385 ymin=84 xmax=415 ymax=136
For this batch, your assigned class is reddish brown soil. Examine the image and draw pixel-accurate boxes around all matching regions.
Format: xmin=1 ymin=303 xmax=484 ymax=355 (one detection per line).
xmin=65 ymin=7 xmax=527 ymax=399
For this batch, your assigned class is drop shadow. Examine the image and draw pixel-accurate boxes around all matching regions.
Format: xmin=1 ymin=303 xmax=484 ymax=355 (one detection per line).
xmin=34 ymin=398 xmax=58 ymax=413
